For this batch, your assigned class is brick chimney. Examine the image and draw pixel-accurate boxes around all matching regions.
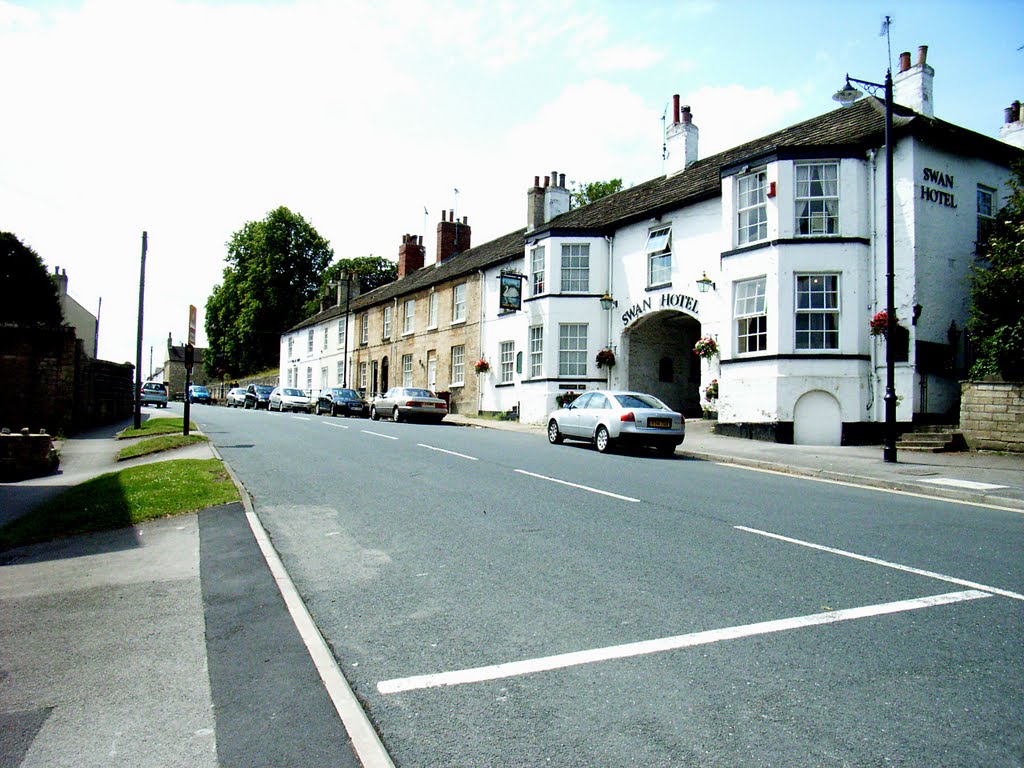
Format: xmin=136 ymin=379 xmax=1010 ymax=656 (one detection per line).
xmin=999 ymin=100 xmax=1024 ymax=149
xmin=527 ymin=175 xmax=545 ymax=231
xmin=665 ymin=95 xmax=699 ymax=176
xmin=398 ymin=234 xmax=425 ymax=278
xmin=893 ymin=45 xmax=934 ymax=117
xmin=52 ymin=265 xmax=69 ymax=297
xmin=437 ymin=210 xmax=470 ymax=263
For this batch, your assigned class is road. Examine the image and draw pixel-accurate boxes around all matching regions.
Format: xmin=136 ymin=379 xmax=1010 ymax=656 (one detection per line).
xmin=193 ymin=403 xmax=1024 ymax=767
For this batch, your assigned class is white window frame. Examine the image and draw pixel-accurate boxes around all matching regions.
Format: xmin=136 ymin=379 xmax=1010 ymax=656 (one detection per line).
xmin=337 ymin=319 xmax=345 ymax=346
xmin=795 ymin=273 xmax=840 ymax=351
xmin=531 ymin=245 xmax=546 ymax=295
xmin=402 ymin=353 xmax=413 ymax=386
xmin=499 ymin=341 xmax=515 ymax=384
xmin=360 ymin=312 xmax=369 ymax=345
xmin=558 ymin=323 xmax=588 ymax=376
xmin=451 ymin=344 xmax=465 ymax=385
xmin=320 ymin=366 xmax=328 ymax=388
xmin=403 ymin=299 xmax=415 ymax=334
xmin=306 ymin=367 xmax=313 ymax=391
xmin=452 ymin=283 xmax=467 ymax=323
xmin=428 ymin=292 xmax=438 ymax=329
xmin=646 ymin=225 xmax=672 ymax=287
xmin=336 ymin=360 xmax=344 ymax=384
xmin=795 ymin=162 xmax=839 ymax=236
xmin=359 ymin=362 xmax=367 ymax=390
xmin=560 ymin=244 xmax=590 ymax=293
xmin=528 ymin=326 xmax=543 ymax=378
xmin=286 ymin=368 xmax=293 ymax=387
xmin=288 ymin=337 xmax=294 ymax=357
xmin=737 ymin=170 xmax=768 ymax=245
xmin=735 ymin=277 xmax=767 ymax=354
xmin=977 ymin=184 xmax=996 ymax=243
xmin=307 ymin=329 xmax=314 ymax=353
xmin=382 ymin=305 xmax=392 ymax=339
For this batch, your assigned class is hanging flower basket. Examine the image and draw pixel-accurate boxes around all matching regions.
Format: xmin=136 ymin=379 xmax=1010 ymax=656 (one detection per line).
xmin=704 ymin=379 xmax=719 ymax=402
xmin=870 ymin=311 xmax=890 ymax=337
xmin=595 ymin=348 xmax=616 ymax=368
xmin=693 ymin=336 xmax=719 ymax=359
xmin=555 ymin=390 xmax=579 ymax=408
xmin=474 ymin=358 xmax=490 ymax=373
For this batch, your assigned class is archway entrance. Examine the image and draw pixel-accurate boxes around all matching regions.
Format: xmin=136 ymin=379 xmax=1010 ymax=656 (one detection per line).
xmin=622 ymin=310 xmax=703 ymax=416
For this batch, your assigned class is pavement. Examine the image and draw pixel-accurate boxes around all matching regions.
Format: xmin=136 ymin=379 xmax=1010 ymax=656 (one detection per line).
xmin=1 ymin=411 xmax=1022 ymax=767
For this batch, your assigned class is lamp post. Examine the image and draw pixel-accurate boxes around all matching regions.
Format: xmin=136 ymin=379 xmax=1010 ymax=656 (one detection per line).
xmin=834 ymin=70 xmax=898 ymax=463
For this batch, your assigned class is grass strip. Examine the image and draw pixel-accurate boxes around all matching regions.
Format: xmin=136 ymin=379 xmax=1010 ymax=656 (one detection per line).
xmin=118 ymin=418 xmax=198 ymax=439
xmin=117 ymin=433 xmax=208 ymax=461
xmin=0 ymin=459 xmax=240 ymax=551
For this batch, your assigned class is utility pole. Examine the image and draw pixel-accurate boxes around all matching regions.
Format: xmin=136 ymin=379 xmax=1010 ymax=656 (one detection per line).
xmin=133 ymin=231 xmax=148 ymax=429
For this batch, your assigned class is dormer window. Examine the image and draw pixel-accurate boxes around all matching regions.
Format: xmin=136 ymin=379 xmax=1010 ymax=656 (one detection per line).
xmin=646 ymin=226 xmax=672 ymax=287
xmin=737 ymin=170 xmax=768 ymax=245
xmin=795 ymin=162 xmax=839 ymax=236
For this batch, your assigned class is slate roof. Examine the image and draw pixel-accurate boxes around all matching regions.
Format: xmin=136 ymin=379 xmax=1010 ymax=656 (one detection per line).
xmin=290 ymin=98 xmax=1020 ymax=327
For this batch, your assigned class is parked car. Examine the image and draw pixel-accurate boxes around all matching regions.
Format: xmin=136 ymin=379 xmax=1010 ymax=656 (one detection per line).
xmin=244 ymin=384 xmax=275 ymax=410
xmin=225 ymin=387 xmax=247 ymax=408
xmin=370 ymin=387 xmax=448 ymax=423
xmin=269 ymin=387 xmax=311 ymax=413
xmin=546 ymin=390 xmax=685 ymax=455
xmin=187 ymin=384 xmax=212 ymax=404
xmin=140 ymin=381 xmax=168 ymax=408
xmin=315 ymin=387 xmax=369 ymax=418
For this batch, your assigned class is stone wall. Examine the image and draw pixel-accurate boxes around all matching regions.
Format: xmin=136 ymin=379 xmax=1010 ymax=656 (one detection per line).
xmin=0 ymin=431 xmax=59 ymax=481
xmin=960 ymin=381 xmax=1024 ymax=452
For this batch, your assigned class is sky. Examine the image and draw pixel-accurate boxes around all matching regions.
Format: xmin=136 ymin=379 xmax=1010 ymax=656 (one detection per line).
xmin=2 ymin=0 xmax=1022 ymax=374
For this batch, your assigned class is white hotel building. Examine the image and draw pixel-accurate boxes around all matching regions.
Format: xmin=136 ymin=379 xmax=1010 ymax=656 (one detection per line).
xmin=283 ymin=46 xmax=1023 ymax=445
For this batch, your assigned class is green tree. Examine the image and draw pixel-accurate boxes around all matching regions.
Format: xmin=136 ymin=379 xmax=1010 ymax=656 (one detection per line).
xmin=304 ymin=255 xmax=398 ymax=316
xmin=205 ymin=207 xmax=333 ymax=376
xmin=569 ymin=178 xmax=623 ymax=209
xmin=0 ymin=232 xmax=63 ymax=327
xmin=969 ymin=162 xmax=1024 ymax=380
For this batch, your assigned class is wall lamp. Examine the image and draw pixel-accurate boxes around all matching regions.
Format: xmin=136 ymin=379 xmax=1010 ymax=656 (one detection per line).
xmin=600 ymin=293 xmax=618 ymax=310
xmin=696 ymin=272 xmax=716 ymax=293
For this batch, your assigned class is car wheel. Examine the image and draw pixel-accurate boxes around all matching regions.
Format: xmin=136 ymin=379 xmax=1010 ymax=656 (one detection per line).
xmin=331 ymin=405 xmax=339 ymax=417
xmin=370 ymin=406 xmax=379 ymax=421
xmin=547 ymin=419 xmax=564 ymax=445
xmin=392 ymin=406 xmax=402 ymax=423
xmin=595 ymin=425 xmax=612 ymax=453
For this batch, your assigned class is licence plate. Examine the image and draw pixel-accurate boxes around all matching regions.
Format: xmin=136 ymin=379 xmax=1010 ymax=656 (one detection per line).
xmin=647 ymin=418 xmax=671 ymax=429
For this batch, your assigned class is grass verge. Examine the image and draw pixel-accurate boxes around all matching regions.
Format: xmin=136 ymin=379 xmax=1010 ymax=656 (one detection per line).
xmin=118 ymin=418 xmax=198 ymax=439
xmin=0 ymin=459 xmax=240 ymax=551
xmin=117 ymin=434 xmax=208 ymax=461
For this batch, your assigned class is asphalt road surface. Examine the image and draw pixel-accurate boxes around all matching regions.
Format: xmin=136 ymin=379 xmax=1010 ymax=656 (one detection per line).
xmin=193 ymin=403 xmax=1024 ymax=767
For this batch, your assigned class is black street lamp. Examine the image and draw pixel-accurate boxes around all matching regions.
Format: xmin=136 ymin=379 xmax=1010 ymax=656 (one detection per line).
xmin=834 ymin=70 xmax=898 ymax=463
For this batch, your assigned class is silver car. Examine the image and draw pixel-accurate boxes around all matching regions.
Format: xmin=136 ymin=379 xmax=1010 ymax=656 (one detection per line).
xmin=547 ymin=390 xmax=685 ymax=455
xmin=370 ymin=387 xmax=448 ymax=423
xmin=226 ymin=387 xmax=247 ymax=408
xmin=269 ymin=387 xmax=311 ymax=413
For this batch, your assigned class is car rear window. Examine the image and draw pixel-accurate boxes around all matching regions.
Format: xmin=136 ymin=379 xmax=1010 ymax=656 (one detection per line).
xmin=614 ymin=393 xmax=667 ymax=409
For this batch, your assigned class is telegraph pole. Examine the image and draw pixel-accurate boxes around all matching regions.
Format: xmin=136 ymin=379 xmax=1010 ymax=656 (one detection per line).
xmin=133 ymin=231 xmax=148 ymax=429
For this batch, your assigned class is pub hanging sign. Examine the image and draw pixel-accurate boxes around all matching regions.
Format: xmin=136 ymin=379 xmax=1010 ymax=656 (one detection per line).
xmin=499 ymin=271 xmax=524 ymax=311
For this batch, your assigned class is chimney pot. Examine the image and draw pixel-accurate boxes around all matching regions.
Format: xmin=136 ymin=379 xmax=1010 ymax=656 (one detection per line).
xmin=544 ymin=175 xmax=550 ymax=187
xmin=449 ymin=209 xmax=454 ymax=221
xmin=672 ymin=94 xmax=680 ymax=124
xmin=1013 ymin=100 xmax=1022 ymax=123
xmin=916 ymin=45 xmax=928 ymax=67
xmin=899 ymin=51 xmax=911 ymax=73
xmin=462 ymin=216 xmax=467 ymax=224
xmin=534 ymin=175 xmax=540 ymax=187
xmin=681 ymin=105 xmax=691 ymax=125
xmin=559 ymin=173 xmax=565 ymax=187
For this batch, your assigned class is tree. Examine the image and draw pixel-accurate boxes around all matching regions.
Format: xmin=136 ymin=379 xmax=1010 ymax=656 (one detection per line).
xmin=205 ymin=207 xmax=333 ymax=376
xmin=304 ymin=256 xmax=398 ymax=316
xmin=0 ymin=232 xmax=63 ymax=327
xmin=969 ymin=162 xmax=1024 ymax=380
xmin=569 ymin=178 xmax=623 ymax=209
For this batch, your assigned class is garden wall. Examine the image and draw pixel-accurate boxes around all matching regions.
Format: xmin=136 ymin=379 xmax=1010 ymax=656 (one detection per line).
xmin=959 ymin=381 xmax=1024 ymax=452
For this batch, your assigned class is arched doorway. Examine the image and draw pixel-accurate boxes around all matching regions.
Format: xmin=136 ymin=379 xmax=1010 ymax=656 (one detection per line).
xmin=794 ymin=390 xmax=842 ymax=445
xmin=622 ymin=309 xmax=703 ymax=416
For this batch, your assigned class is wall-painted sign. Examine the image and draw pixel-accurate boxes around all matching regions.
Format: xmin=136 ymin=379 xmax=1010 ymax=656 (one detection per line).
xmin=621 ymin=292 xmax=699 ymax=326
xmin=920 ymin=167 xmax=957 ymax=208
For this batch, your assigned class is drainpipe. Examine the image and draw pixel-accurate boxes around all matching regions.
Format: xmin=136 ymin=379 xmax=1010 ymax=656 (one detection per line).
xmin=867 ymin=149 xmax=878 ymax=417
xmin=605 ymin=235 xmax=615 ymax=387
xmin=478 ymin=269 xmax=486 ymax=415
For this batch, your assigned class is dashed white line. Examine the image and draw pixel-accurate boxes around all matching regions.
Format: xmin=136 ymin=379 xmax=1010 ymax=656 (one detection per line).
xmin=377 ymin=590 xmax=990 ymax=694
xmin=292 ymin=416 xmax=312 ymax=421
xmin=919 ymin=478 xmax=1008 ymax=491
xmin=418 ymin=444 xmax=478 ymax=461
xmin=735 ymin=525 xmax=1024 ymax=602
xmin=322 ymin=421 xmax=350 ymax=429
xmin=514 ymin=469 xmax=640 ymax=502
xmin=362 ymin=430 xmax=398 ymax=440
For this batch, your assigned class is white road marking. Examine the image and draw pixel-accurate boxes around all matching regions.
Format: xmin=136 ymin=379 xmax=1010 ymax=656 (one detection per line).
xmin=736 ymin=525 xmax=1024 ymax=602
xmin=514 ymin=469 xmax=640 ymax=503
xmin=322 ymin=421 xmax=350 ymax=429
xmin=292 ymin=416 xmax=312 ymax=421
xmin=363 ymin=430 xmax=398 ymax=440
xmin=377 ymin=590 xmax=990 ymax=694
xmin=919 ymin=478 xmax=1008 ymax=491
xmin=418 ymin=444 xmax=478 ymax=461
xmin=714 ymin=461 xmax=1023 ymax=513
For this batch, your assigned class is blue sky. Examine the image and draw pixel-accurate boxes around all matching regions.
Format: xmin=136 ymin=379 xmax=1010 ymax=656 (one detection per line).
xmin=2 ymin=0 xmax=1021 ymax=369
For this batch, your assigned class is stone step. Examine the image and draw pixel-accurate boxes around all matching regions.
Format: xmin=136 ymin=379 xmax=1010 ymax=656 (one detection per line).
xmin=896 ymin=431 xmax=966 ymax=452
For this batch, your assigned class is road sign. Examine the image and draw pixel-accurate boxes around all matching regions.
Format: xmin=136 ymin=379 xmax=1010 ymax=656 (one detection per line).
xmin=188 ymin=304 xmax=197 ymax=346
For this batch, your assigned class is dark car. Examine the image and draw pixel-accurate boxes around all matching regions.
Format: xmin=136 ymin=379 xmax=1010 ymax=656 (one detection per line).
xmin=188 ymin=385 xmax=212 ymax=404
xmin=315 ymin=387 xmax=369 ymax=418
xmin=244 ymin=384 xmax=274 ymax=410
